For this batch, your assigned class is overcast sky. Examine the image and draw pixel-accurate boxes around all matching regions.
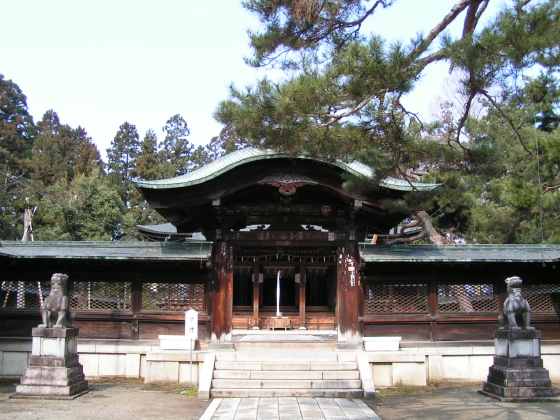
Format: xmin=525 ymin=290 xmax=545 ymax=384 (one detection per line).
xmin=1 ymin=0 xmax=509 ymax=160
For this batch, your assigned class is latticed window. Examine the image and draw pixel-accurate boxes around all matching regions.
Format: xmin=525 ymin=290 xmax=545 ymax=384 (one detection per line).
xmin=70 ymin=281 xmax=132 ymax=311
xmin=438 ymin=283 xmax=497 ymax=313
xmin=525 ymin=285 xmax=560 ymax=314
xmin=142 ymin=282 xmax=205 ymax=312
xmin=365 ymin=283 xmax=428 ymax=314
xmin=0 ymin=280 xmax=50 ymax=310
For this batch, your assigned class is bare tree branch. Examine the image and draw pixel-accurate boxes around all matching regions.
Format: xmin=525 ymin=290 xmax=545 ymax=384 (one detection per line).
xmin=463 ymin=0 xmax=483 ymax=37
xmin=409 ymin=0 xmax=471 ymax=62
xmin=396 ymin=95 xmax=424 ymax=130
xmin=454 ymin=91 xmax=476 ymax=146
xmin=336 ymin=0 xmax=390 ymax=27
xmin=473 ymin=0 xmax=490 ymax=29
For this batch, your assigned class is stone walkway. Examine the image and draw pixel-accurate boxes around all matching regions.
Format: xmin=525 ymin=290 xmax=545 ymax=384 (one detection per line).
xmin=201 ymin=397 xmax=380 ymax=419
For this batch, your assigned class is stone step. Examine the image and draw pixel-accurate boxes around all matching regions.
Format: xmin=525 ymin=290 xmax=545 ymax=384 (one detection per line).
xmin=214 ymin=360 xmax=358 ymax=371
xmin=213 ymin=369 xmax=360 ymax=380
xmin=211 ymin=379 xmax=362 ymax=389
xmin=210 ymin=388 xmax=364 ymax=398
xmin=216 ymin=351 xmax=340 ymax=362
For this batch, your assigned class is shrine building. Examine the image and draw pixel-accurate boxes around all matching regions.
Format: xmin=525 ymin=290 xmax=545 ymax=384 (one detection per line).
xmin=1 ymin=148 xmax=559 ymax=389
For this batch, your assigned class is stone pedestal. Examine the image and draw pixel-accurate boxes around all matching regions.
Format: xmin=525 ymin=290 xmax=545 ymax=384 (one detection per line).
xmin=481 ymin=328 xmax=559 ymax=401
xmin=14 ymin=327 xmax=88 ymax=399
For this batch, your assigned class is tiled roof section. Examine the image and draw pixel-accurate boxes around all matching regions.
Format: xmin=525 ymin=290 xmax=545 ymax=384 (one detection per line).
xmin=133 ymin=147 xmax=440 ymax=192
xmin=0 ymin=241 xmax=212 ymax=261
xmin=359 ymin=244 xmax=560 ymax=263
xmin=2 ymin=241 xmax=558 ymax=263
xmin=136 ymin=224 xmax=207 ymax=241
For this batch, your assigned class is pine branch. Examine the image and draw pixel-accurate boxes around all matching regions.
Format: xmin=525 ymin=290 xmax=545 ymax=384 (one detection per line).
xmin=335 ymin=0 xmax=390 ymax=28
xmin=480 ymin=89 xmax=533 ymax=155
xmin=452 ymin=91 xmax=475 ymax=158
xmin=319 ymin=95 xmax=375 ymax=127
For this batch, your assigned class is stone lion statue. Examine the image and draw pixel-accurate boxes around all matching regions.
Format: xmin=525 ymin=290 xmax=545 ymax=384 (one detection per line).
xmin=503 ymin=276 xmax=533 ymax=330
xmin=39 ymin=273 xmax=69 ymax=328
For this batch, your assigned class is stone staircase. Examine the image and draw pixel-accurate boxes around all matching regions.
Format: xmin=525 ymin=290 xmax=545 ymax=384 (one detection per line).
xmin=210 ymin=351 xmax=363 ymax=398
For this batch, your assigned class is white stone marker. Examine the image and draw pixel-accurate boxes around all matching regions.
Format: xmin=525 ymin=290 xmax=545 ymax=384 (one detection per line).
xmin=185 ymin=308 xmax=198 ymax=341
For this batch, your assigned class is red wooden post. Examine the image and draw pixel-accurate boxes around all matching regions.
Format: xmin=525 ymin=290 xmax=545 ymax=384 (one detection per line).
xmin=252 ymin=266 xmax=261 ymax=329
xmin=298 ymin=268 xmax=306 ymax=329
xmin=210 ymin=241 xmax=233 ymax=345
xmin=336 ymin=244 xmax=363 ymax=346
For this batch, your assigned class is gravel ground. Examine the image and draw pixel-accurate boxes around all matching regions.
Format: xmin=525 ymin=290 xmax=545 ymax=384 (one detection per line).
xmin=369 ymin=384 xmax=560 ymax=420
xmin=2 ymin=381 xmax=560 ymax=420
xmin=0 ymin=379 xmax=209 ymax=420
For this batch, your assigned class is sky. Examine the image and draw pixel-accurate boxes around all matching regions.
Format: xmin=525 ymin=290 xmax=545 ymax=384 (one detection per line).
xmin=1 ymin=0 xmax=510 ymax=161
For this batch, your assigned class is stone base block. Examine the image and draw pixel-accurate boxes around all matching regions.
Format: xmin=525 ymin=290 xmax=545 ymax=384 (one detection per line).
xmin=13 ymin=383 xmax=89 ymax=399
xmin=482 ymin=358 xmax=558 ymax=401
xmin=488 ymin=366 xmax=552 ymax=387
xmin=493 ymin=355 xmax=543 ymax=369
xmin=480 ymin=382 xmax=560 ymax=402
xmin=32 ymin=327 xmax=79 ymax=339
xmin=29 ymin=354 xmax=80 ymax=368
xmin=482 ymin=328 xmax=559 ymax=402
xmin=14 ymin=327 xmax=88 ymax=399
xmin=495 ymin=329 xmax=541 ymax=358
xmin=20 ymin=365 xmax=86 ymax=386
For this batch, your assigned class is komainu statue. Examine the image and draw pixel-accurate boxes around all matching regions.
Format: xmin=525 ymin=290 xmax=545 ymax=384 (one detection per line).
xmin=39 ymin=273 xmax=69 ymax=328
xmin=503 ymin=276 xmax=532 ymax=330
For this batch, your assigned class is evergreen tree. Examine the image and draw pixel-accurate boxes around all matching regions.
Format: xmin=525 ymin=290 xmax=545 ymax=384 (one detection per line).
xmin=215 ymin=0 xmax=560 ymax=244
xmin=33 ymin=169 xmax=124 ymax=241
xmin=135 ymin=129 xmax=164 ymax=180
xmin=106 ymin=122 xmax=140 ymax=202
xmin=30 ymin=111 xmax=102 ymax=185
xmin=160 ymin=114 xmax=193 ymax=176
xmin=218 ymin=1 xmax=559 ymax=165
xmin=0 ymin=74 xmax=35 ymax=239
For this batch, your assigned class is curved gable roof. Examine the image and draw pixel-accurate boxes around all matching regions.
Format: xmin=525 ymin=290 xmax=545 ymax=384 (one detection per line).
xmin=133 ymin=147 xmax=439 ymax=192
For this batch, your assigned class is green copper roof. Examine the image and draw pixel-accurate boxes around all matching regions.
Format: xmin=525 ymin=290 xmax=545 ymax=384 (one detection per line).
xmin=359 ymin=244 xmax=560 ymax=263
xmin=134 ymin=147 xmax=440 ymax=192
xmin=2 ymin=241 xmax=559 ymax=263
xmin=0 ymin=241 xmax=212 ymax=261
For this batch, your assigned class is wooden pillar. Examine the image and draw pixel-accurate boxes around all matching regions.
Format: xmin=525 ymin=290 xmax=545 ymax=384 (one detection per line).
xmin=336 ymin=243 xmax=363 ymax=347
xmin=298 ymin=268 xmax=306 ymax=330
xmin=210 ymin=241 xmax=233 ymax=345
xmin=252 ymin=266 xmax=261 ymax=329
xmin=131 ymin=280 xmax=142 ymax=340
xmin=428 ymin=279 xmax=438 ymax=341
